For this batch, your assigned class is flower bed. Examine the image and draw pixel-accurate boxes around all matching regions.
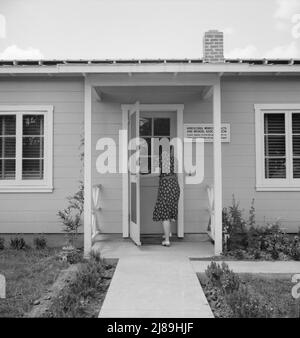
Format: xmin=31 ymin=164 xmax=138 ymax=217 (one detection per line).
xmin=198 ymin=262 xmax=300 ymax=318
xmin=222 ymin=197 xmax=300 ymax=260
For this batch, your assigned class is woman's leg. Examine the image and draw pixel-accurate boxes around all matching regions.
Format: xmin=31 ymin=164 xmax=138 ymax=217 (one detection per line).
xmin=162 ymin=220 xmax=171 ymax=244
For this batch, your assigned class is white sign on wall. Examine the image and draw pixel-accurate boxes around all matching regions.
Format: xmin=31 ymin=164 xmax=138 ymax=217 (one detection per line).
xmin=184 ymin=123 xmax=230 ymax=142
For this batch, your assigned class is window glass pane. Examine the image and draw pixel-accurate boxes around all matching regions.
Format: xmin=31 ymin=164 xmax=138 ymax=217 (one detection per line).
xmin=0 ymin=115 xmax=16 ymax=135
xmin=139 ymin=117 xmax=152 ymax=136
xmin=264 ymin=135 xmax=285 ymax=156
xmin=264 ymin=113 xmax=286 ymax=179
xmin=264 ymin=114 xmax=285 ymax=134
xmin=23 ymin=137 xmax=44 ymax=158
xmin=0 ymin=137 xmax=16 ymax=158
xmin=22 ymin=115 xmax=44 ymax=180
xmin=0 ymin=115 xmax=16 ymax=180
xmin=292 ymin=113 xmax=300 ymax=178
xmin=23 ymin=115 xmax=44 ymax=135
xmin=265 ymin=158 xmax=286 ymax=178
xmin=293 ymin=158 xmax=300 ymax=178
xmin=0 ymin=159 xmax=16 ymax=179
xmin=154 ymin=118 xmax=170 ymax=136
xmin=292 ymin=113 xmax=300 ymax=133
xmin=22 ymin=159 xmax=44 ymax=180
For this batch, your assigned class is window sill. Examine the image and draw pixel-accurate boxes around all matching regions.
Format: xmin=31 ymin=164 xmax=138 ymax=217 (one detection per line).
xmin=0 ymin=186 xmax=53 ymax=193
xmin=256 ymin=185 xmax=300 ymax=192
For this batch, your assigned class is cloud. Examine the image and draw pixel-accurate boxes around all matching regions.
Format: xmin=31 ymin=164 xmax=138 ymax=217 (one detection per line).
xmin=263 ymin=41 xmax=300 ymax=58
xmin=0 ymin=14 xmax=5 ymax=39
xmin=274 ymin=0 xmax=300 ymax=20
xmin=225 ymin=44 xmax=259 ymax=59
xmin=223 ymin=27 xmax=234 ymax=35
xmin=226 ymin=41 xmax=300 ymax=59
xmin=0 ymin=45 xmax=43 ymax=60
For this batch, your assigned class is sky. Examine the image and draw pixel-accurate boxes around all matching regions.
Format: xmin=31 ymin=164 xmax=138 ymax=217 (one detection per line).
xmin=0 ymin=0 xmax=300 ymax=60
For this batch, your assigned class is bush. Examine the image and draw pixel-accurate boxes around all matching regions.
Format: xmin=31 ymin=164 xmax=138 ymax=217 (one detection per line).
xmin=222 ymin=196 xmax=248 ymax=251
xmin=10 ymin=236 xmax=27 ymax=250
xmin=58 ymin=182 xmax=84 ymax=248
xmin=66 ymin=250 xmax=84 ymax=264
xmin=0 ymin=237 xmax=5 ymax=250
xmin=223 ymin=197 xmax=300 ymax=261
xmin=205 ymin=262 xmax=240 ymax=294
xmin=33 ymin=235 xmax=47 ymax=250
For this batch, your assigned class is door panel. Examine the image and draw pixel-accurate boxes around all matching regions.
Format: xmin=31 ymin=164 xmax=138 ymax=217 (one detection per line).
xmin=129 ymin=102 xmax=141 ymax=245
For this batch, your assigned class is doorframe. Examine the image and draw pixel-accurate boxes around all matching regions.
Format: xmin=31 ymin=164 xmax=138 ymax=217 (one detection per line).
xmin=121 ymin=104 xmax=184 ymax=239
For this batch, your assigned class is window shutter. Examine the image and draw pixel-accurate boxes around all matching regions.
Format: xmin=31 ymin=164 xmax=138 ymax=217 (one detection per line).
xmin=0 ymin=115 xmax=16 ymax=179
xmin=22 ymin=115 xmax=44 ymax=180
xmin=292 ymin=113 xmax=300 ymax=178
xmin=264 ymin=113 xmax=286 ymax=179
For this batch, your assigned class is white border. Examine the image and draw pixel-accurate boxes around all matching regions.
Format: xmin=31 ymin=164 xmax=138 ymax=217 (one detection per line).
xmin=255 ymin=103 xmax=300 ymax=191
xmin=0 ymin=105 xmax=53 ymax=193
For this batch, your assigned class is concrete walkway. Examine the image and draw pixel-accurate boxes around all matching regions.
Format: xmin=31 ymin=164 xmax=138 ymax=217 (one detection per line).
xmin=99 ymin=254 xmax=214 ymax=318
xmin=191 ymin=260 xmax=300 ymax=274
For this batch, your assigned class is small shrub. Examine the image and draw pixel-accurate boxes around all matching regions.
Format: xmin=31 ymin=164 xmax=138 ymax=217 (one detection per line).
xmin=10 ymin=236 xmax=27 ymax=250
xmin=33 ymin=235 xmax=47 ymax=250
xmin=0 ymin=237 xmax=5 ymax=250
xmin=58 ymin=182 xmax=84 ymax=248
xmin=226 ymin=285 xmax=273 ymax=318
xmin=223 ymin=196 xmax=248 ymax=251
xmin=205 ymin=261 xmax=224 ymax=289
xmin=205 ymin=262 xmax=240 ymax=294
xmin=67 ymin=250 xmax=84 ymax=264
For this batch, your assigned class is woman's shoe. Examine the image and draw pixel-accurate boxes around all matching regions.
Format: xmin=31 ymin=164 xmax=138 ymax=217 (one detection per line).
xmin=162 ymin=240 xmax=171 ymax=247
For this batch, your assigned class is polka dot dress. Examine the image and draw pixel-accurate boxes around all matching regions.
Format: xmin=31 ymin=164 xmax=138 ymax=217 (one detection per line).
xmin=153 ymin=152 xmax=180 ymax=222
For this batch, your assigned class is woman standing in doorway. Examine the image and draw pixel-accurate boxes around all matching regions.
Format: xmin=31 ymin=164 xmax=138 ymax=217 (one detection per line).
xmin=152 ymin=149 xmax=180 ymax=247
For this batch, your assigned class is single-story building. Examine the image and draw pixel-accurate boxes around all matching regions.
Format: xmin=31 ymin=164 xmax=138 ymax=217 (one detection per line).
xmin=1 ymin=30 xmax=300 ymax=256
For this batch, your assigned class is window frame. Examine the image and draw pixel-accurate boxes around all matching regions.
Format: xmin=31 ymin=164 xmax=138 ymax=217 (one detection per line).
xmin=255 ymin=104 xmax=300 ymax=191
xmin=0 ymin=105 xmax=53 ymax=193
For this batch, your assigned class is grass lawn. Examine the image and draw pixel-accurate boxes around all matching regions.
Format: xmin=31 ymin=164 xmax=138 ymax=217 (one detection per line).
xmin=0 ymin=249 xmax=68 ymax=317
xmin=199 ymin=272 xmax=300 ymax=318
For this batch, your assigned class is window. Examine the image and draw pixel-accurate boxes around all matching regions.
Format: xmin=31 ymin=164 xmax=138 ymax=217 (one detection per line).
xmin=0 ymin=106 xmax=53 ymax=192
xmin=139 ymin=116 xmax=171 ymax=174
xmin=255 ymin=104 xmax=300 ymax=191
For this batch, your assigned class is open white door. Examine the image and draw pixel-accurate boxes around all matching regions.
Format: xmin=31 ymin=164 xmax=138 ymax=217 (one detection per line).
xmin=128 ymin=102 xmax=141 ymax=246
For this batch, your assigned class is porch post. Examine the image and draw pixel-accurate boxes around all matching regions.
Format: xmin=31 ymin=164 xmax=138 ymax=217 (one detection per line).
xmin=84 ymin=78 xmax=92 ymax=257
xmin=213 ymin=81 xmax=222 ymax=255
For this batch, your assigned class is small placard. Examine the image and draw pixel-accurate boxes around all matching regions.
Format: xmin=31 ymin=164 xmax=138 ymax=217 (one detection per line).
xmin=184 ymin=123 xmax=230 ymax=142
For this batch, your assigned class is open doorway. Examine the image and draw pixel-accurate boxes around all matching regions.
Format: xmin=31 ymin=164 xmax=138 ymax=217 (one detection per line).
xmin=122 ymin=104 xmax=184 ymax=246
xmin=140 ymin=111 xmax=177 ymax=239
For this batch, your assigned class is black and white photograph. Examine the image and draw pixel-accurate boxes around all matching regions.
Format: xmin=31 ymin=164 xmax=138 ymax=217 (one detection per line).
xmin=0 ymin=0 xmax=300 ymax=327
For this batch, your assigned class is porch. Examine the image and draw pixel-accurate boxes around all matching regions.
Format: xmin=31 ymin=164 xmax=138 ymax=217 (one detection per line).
xmin=93 ymin=234 xmax=214 ymax=260
xmin=83 ymin=72 xmax=223 ymax=257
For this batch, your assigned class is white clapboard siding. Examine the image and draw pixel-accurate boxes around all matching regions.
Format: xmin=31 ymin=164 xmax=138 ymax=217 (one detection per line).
xmin=0 ymin=78 xmax=84 ymax=233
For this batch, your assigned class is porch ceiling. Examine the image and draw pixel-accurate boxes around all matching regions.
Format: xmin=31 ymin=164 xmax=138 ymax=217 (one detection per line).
xmin=94 ymin=85 xmax=209 ymax=103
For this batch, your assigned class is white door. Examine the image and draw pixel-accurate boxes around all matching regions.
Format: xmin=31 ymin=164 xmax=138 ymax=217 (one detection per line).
xmin=128 ymin=102 xmax=141 ymax=245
